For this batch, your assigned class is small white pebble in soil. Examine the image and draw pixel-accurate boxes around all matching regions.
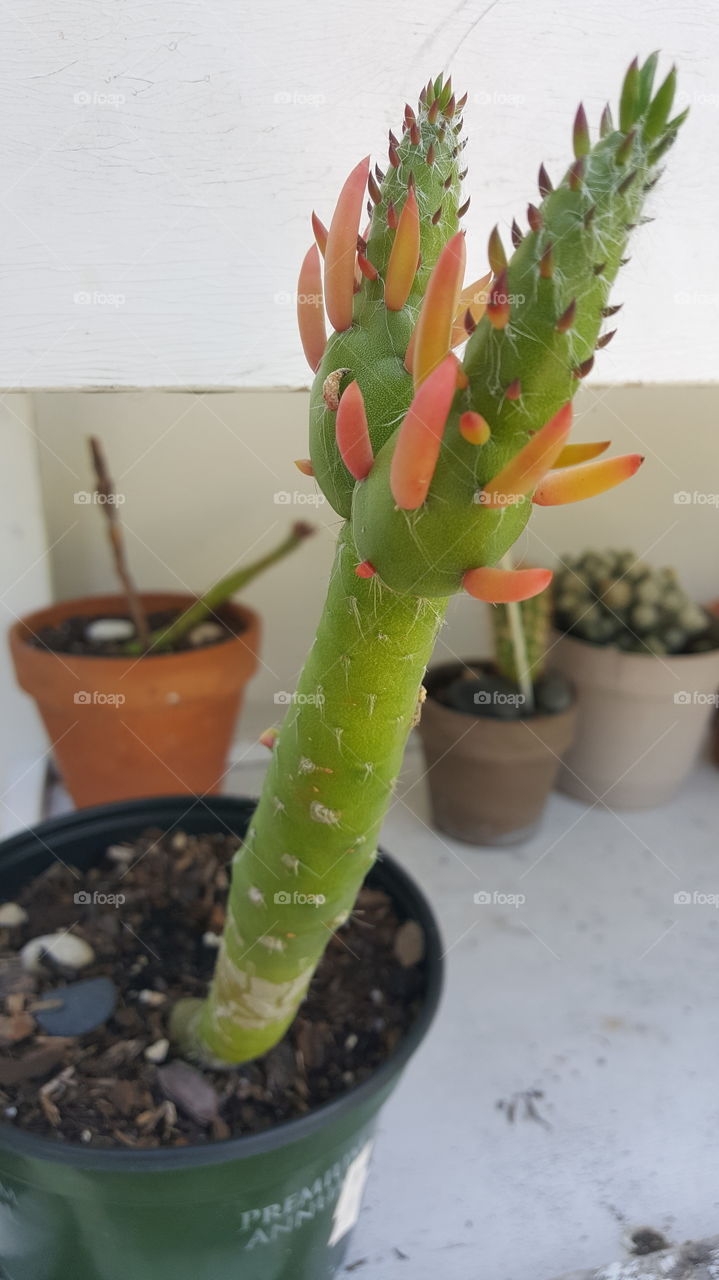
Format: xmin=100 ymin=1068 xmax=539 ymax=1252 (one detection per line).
xmin=21 ymin=932 xmax=94 ymax=974
xmin=188 ymin=622 xmax=224 ymax=646
xmin=85 ymin=617 xmax=136 ymax=644
xmin=370 ymin=988 xmax=384 ymax=1005
xmin=145 ymin=1038 xmax=170 ymax=1064
xmin=80 ymin=1129 xmax=92 ymax=1143
xmin=138 ymin=989 xmax=166 ymax=1006
xmin=345 ymin=1033 xmax=358 ymax=1051
xmin=0 ymin=902 xmax=28 ymax=927
xmin=106 ymin=844 xmax=133 ymax=864
xmin=4 ymin=1106 xmax=17 ymax=1119
xmin=202 ymin=932 xmax=221 ymax=948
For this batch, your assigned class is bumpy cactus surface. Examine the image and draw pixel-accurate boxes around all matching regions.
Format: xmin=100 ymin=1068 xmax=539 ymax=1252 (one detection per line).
xmin=173 ymin=60 xmax=686 ymax=1064
xmin=554 ymin=549 xmax=711 ymax=654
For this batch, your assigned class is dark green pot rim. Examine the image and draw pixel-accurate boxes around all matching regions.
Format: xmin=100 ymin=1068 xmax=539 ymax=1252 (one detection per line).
xmin=0 ymin=794 xmax=443 ymax=1173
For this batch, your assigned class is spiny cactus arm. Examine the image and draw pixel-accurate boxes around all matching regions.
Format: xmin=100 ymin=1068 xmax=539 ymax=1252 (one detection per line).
xmin=172 ymin=524 xmax=446 ymax=1062
xmin=124 ymin=524 xmax=313 ymax=655
xmin=351 ymin=54 xmax=685 ymax=599
xmin=306 ymin=75 xmax=473 ymax=518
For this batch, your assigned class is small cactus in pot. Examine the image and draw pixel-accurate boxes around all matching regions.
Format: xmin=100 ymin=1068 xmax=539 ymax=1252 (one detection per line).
xmin=552 ymin=551 xmax=719 ymax=808
xmin=553 ymin=550 xmax=717 ymax=655
xmin=169 ymin=58 xmax=687 ymax=1058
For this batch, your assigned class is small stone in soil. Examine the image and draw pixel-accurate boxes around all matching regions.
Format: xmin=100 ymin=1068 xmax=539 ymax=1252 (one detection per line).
xmin=0 ymin=1041 xmax=68 ymax=1086
xmin=33 ymin=976 xmax=117 ymax=1037
xmin=144 ymin=1038 xmax=170 ymax=1064
xmin=157 ymin=1060 xmax=220 ymax=1125
xmin=0 ymin=1011 xmax=36 ymax=1044
xmin=393 ymin=921 xmax=425 ymax=968
xmin=0 ymin=903 xmax=28 ymax=927
xmin=188 ymin=622 xmax=225 ymax=646
xmin=85 ymin=617 xmax=136 ymax=644
xmin=138 ymin=989 xmax=166 ymax=1006
xmin=21 ymin=933 xmax=95 ymax=974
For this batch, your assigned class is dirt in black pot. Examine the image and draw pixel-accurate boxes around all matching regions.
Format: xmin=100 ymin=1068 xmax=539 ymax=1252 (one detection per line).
xmin=28 ymin=608 xmax=242 ymax=657
xmin=0 ymin=828 xmax=426 ymax=1149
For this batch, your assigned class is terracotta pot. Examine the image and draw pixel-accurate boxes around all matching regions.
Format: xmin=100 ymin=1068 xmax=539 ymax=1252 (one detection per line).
xmin=9 ymin=593 xmax=260 ymax=807
xmin=553 ymin=631 xmax=719 ymax=809
xmin=417 ymin=661 xmax=577 ymax=846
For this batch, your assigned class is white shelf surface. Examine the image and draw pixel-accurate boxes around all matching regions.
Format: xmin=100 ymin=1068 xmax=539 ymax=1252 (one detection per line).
xmin=227 ymin=744 xmax=719 ymax=1280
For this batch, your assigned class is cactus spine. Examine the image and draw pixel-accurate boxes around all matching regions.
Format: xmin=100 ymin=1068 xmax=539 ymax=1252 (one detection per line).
xmin=173 ymin=61 xmax=686 ymax=1064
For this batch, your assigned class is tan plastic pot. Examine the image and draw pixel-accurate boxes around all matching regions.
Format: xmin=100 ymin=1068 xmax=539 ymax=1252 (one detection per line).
xmin=553 ymin=632 xmax=719 ymax=809
xmin=417 ymin=661 xmax=577 ymax=846
xmin=9 ymin=592 xmax=260 ymax=808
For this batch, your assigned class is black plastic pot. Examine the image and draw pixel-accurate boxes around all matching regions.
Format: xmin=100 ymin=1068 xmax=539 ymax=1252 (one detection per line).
xmin=0 ymin=796 xmax=443 ymax=1280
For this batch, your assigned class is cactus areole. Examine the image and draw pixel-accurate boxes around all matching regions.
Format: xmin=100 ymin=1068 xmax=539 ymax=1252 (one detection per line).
xmin=173 ymin=61 xmax=686 ymax=1065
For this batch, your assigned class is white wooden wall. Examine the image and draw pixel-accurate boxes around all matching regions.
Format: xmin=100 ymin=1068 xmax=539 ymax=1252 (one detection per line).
xmin=0 ymin=0 xmax=716 ymax=389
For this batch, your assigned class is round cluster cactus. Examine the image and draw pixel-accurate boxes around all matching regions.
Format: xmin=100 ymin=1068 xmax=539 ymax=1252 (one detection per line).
xmin=554 ymin=549 xmax=711 ymax=653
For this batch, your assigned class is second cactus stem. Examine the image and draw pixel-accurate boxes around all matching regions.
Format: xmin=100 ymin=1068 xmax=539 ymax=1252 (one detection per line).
xmin=172 ymin=524 xmax=446 ymax=1063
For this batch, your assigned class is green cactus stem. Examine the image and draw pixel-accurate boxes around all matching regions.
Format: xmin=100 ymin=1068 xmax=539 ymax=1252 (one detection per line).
xmin=172 ymin=523 xmax=446 ymax=1061
xmin=173 ymin=61 xmax=686 ymax=1065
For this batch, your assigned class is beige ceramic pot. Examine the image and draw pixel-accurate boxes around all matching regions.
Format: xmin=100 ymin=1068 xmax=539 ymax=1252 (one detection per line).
xmin=553 ymin=631 xmax=719 ymax=809
xmin=417 ymin=661 xmax=577 ymax=846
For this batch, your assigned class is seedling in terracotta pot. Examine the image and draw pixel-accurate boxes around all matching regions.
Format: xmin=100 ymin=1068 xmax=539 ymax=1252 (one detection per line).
xmin=552 ymin=549 xmax=719 ymax=807
xmin=9 ymin=436 xmax=313 ymax=805
xmin=0 ymin=57 xmax=687 ymax=1280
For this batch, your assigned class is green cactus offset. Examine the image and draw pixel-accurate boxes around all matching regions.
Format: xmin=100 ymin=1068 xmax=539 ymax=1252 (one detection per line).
xmin=171 ymin=59 xmax=687 ymax=1064
xmin=492 ymin=586 xmax=552 ymax=690
xmin=554 ymin=549 xmax=714 ymax=654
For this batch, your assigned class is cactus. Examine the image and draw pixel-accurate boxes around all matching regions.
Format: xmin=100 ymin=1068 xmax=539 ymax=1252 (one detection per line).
xmin=493 ymin=587 xmax=552 ymax=689
xmin=554 ymin=549 xmax=711 ymax=654
xmin=172 ymin=60 xmax=686 ymax=1064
